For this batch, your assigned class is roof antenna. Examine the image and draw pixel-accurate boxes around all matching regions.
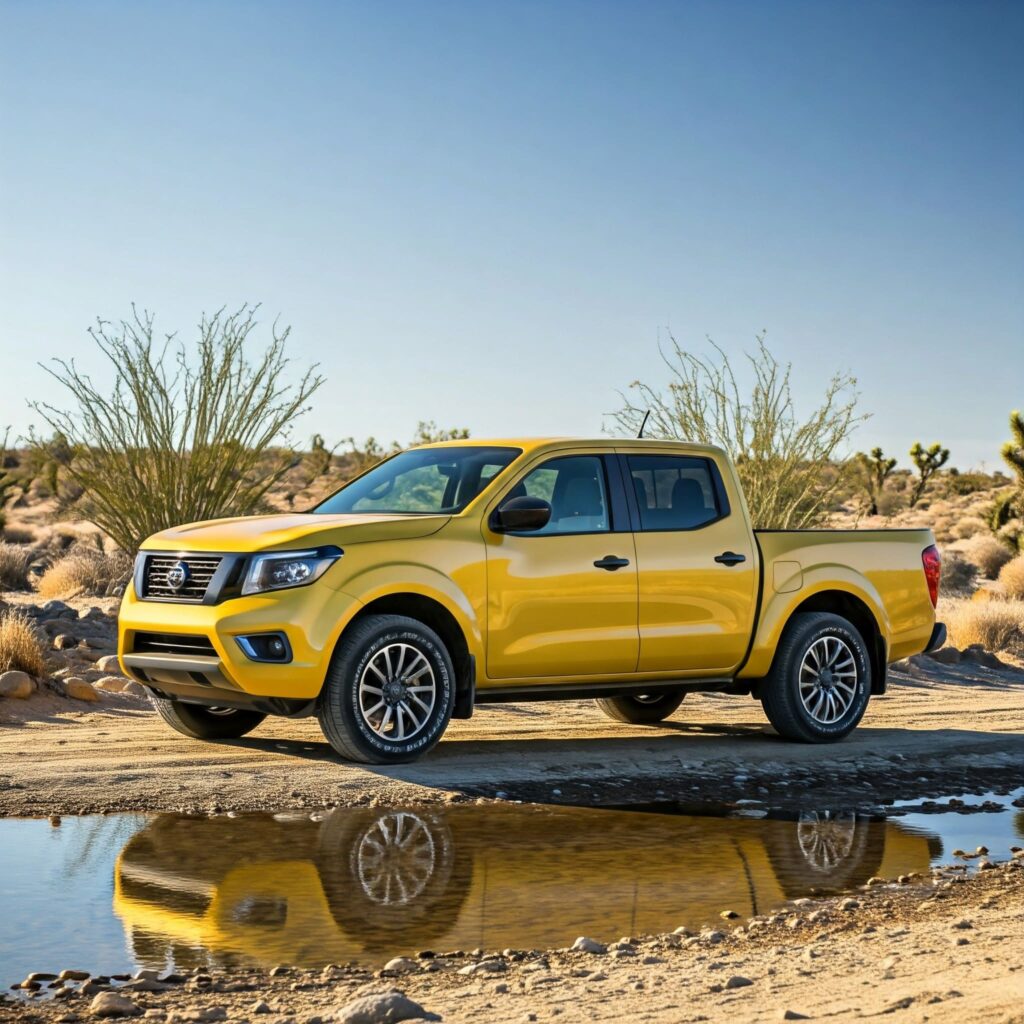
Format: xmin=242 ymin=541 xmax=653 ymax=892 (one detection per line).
xmin=637 ymin=409 xmax=651 ymax=439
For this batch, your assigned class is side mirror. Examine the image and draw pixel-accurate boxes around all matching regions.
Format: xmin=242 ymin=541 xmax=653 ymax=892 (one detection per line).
xmin=491 ymin=495 xmax=552 ymax=533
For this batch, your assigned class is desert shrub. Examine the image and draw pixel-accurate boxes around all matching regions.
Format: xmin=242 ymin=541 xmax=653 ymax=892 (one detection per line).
xmin=951 ymin=516 xmax=987 ymax=541
xmin=960 ymin=535 xmax=1015 ymax=579
xmin=30 ymin=305 xmax=323 ymax=552
xmin=0 ymin=543 xmax=33 ymax=591
xmin=36 ymin=545 xmax=132 ymax=599
xmin=610 ymin=335 xmax=866 ymax=529
xmin=0 ymin=609 xmax=47 ymax=676
xmin=998 ymin=556 xmax=1024 ymax=601
xmin=939 ymin=552 xmax=978 ymax=597
xmin=2 ymin=526 xmax=36 ymax=545
xmin=947 ymin=469 xmax=997 ymax=496
xmin=944 ymin=598 xmax=1024 ymax=658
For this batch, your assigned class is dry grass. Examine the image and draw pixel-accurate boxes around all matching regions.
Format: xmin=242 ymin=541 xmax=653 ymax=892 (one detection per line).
xmin=0 ymin=543 xmax=33 ymax=591
xmin=2 ymin=526 xmax=37 ymax=545
xmin=959 ymin=535 xmax=1015 ymax=579
xmin=943 ymin=597 xmax=1024 ymax=659
xmin=939 ymin=551 xmax=978 ymax=597
xmin=950 ymin=515 xmax=987 ymax=541
xmin=0 ymin=609 xmax=47 ymax=676
xmin=998 ymin=556 xmax=1024 ymax=601
xmin=36 ymin=545 xmax=131 ymax=599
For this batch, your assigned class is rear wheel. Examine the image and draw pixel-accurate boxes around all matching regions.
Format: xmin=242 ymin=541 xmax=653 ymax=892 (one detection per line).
xmin=760 ymin=612 xmax=871 ymax=743
xmin=595 ymin=689 xmax=686 ymax=724
xmin=151 ymin=697 xmax=267 ymax=740
xmin=317 ymin=614 xmax=455 ymax=764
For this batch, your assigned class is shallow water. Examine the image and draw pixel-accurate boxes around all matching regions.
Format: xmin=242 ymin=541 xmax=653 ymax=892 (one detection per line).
xmin=2 ymin=791 xmax=1021 ymax=986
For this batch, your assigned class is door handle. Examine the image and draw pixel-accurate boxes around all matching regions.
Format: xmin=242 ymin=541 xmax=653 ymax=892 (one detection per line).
xmin=594 ymin=555 xmax=630 ymax=571
xmin=714 ymin=551 xmax=747 ymax=566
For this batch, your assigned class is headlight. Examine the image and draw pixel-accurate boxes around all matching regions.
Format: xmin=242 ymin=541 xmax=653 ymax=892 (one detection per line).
xmin=241 ymin=547 xmax=342 ymax=596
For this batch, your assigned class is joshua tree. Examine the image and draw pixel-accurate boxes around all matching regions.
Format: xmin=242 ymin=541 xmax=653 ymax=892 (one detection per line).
xmin=908 ymin=441 xmax=949 ymax=508
xmin=855 ymin=447 xmax=897 ymax=516
xmin=1002 ymin=410 xmax=1024 ymax=497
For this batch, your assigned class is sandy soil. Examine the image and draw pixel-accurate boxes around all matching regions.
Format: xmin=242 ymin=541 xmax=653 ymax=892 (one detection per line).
xmin=5 ymin=852 xmax=1023 ymax=1023
xmin=2 ymin=652 xmax=1023 ymax=817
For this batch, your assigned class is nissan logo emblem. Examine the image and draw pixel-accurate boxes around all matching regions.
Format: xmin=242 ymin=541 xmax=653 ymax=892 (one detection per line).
xmin=165 ymin=560 xmax=190 ymax=591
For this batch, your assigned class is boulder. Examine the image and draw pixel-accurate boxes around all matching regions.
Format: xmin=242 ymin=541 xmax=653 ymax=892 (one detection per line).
xmin=64 ymin=677 xmax=100 ymax=703
xmin=0 ymin=670 xmax=35 ymax=699
xmin=334 ymin=989 xmax=440 ymax=1024
xmin=95 ymin=655 xmax=123 ymax=674
xmin=53 ymin=634 xmax=78 ymax=650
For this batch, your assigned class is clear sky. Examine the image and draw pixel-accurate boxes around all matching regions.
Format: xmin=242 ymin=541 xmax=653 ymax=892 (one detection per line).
xmin=1 ymin=0 xmax=1021 ymax=470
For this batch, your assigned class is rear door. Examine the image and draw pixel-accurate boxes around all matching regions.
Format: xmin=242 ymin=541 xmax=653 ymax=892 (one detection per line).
xmin=484 ymin=450 xmax=639 ymax=679
xmin=619 ymin=449 xmax=758 ymax=675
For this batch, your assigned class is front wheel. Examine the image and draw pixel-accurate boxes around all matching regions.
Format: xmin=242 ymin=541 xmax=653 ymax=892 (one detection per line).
xmin=151 ymin=697 xmax=267 ymax=740
xmin=595 ymin=689 xmax=686 ymax=724
xmin=317 ymin=614 xmax=455 ymax=764
xmin=760 ymin=612 xmax=871 ymax=743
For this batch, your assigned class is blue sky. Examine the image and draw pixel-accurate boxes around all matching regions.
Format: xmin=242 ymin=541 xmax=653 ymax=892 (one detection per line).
xmin=1 ymin=0 xmax=1021 ymax=469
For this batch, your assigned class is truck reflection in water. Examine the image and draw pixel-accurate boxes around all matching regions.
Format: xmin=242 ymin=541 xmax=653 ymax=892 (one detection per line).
xmin=113 ymin=804 xmax=939 ymax=972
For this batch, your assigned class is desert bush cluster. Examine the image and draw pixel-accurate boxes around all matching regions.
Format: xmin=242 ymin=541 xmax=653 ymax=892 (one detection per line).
xmin=943 ymin=597 xmax=1024 ymax=660
xmin=36 ymin=544 xmax=132 ymax=599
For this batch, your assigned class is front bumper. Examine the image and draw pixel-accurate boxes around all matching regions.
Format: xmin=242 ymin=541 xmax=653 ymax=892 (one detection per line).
xmin=924 ymin=621 xmax=947 ymax=653
xmin=117 ymin=580 xmax=362 ymax=704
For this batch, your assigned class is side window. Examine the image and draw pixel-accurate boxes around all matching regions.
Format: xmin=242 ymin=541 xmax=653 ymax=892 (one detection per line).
xmin=627 ymin=455 xmax=720 ymax=530
xmin=513 ymin=455 xmax=610 ymax=535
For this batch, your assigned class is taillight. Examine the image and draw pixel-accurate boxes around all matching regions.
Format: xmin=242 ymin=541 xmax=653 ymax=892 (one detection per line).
xmin=922 ymin=544 xmax=941 ymax=608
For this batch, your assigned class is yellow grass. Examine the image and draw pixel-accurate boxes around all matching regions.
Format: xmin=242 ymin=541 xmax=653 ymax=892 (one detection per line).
xmin=0 ymin=609 xmax=47 ymax=676
xmin=959 ymin=535 xmax=1015 ymax=579
xmin=943 ymin=597 xmax=1024 ymax=659
xmin=998 ymin=556 xmax=1024 ymax=601
xmin=36 ymin=547 xmax=130 ymax=599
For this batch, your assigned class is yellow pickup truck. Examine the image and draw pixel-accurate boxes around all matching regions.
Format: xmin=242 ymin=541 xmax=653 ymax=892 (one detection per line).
xmin=117 ymin=438 xmax=945 ymax=763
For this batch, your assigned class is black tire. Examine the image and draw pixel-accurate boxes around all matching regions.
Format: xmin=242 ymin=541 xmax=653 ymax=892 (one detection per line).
xmin=317 ymin=614 xmax=455 ymax=764
xmin=150 ymin=696 xmax=267 ymax=740
xmin=760 ymin=612 xmax=871 ymax=743
xmin=594 ymin=689 xmax=686 ymax=724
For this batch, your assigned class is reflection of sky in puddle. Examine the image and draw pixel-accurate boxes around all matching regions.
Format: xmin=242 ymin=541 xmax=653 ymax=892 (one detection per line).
xmin=1 ymin=790 xmax=1021 ymax=987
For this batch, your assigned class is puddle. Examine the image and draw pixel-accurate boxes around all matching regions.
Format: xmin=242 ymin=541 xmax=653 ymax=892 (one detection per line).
xmin=2 ymin=792 xmax=1021 ymax=987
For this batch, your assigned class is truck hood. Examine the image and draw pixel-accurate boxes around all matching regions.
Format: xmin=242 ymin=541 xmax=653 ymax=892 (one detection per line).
xmin=140 ymin=513 xmax=452 ymax=553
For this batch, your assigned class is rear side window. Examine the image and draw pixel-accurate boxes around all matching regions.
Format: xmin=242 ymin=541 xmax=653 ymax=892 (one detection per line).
xmin=627 ymin=455 xmax=721 ymax=531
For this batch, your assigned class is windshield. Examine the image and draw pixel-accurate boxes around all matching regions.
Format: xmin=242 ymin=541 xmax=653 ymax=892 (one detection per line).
xmin=313 ymin=446 xmax=521 ymax=516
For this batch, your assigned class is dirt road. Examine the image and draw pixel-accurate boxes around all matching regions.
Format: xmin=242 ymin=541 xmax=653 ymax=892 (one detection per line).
xmin=3 ymin=657 xmax=1023 ymax=817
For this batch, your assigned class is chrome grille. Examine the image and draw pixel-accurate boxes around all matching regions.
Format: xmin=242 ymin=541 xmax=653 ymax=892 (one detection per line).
xmin=143 ymin=554 xmax=222 ymax=602
xmin=131 ymin=632 xmax=217 ymax=657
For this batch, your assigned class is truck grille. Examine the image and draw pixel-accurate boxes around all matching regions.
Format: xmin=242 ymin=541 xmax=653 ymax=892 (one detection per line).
xmin=131 ymin=632 xmax=217 ymax=657
xmin=143 ymin=554 xmax=222 ymax=602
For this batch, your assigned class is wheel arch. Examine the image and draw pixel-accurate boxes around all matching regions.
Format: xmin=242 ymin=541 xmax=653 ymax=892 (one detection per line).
xmin=342 ymin=592 xmax=475 ymax=711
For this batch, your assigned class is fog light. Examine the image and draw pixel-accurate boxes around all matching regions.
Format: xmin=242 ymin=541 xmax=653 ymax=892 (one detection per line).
xmin=236 ymin=632 xmax=292 ymax=663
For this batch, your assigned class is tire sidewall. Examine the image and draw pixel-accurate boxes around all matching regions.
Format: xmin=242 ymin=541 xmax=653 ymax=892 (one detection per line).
xmin=788 ymin=621 xmax=870 ymax=739
xmin=340 ymin=625 xmax=454 ymax=760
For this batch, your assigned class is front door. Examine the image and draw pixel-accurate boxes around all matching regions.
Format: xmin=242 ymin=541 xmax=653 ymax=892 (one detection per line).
xmin=485 ymin=452 xmax=639 ymax=680
xmin=621 ymin=450 xmax=758 ymax=675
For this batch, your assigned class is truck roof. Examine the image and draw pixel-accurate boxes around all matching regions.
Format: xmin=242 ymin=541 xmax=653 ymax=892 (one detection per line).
xmin=416 ymin=436 xmax=729 ymax=458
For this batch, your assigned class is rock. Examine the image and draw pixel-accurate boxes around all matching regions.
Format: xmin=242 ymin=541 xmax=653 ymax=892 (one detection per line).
xmin=58 ymin=969 xmax=89 ymax=981
xmin=924 ymin=646 xmax=961 ymax=664
xmin=39 ymin=600 xmax=75 ymax=620
xmin=252 ymin=1002 xmax=271 ymax=1015
xmin=94 ymin=676 xmax=135 ymax=693
xmin=382 ymin=958 xmax=419 ymax=975
xmin=90 ymin=992 xmax=142 ymax=1018
xmin=701 ymin=930 xmax=726 ymax=944
xmin=96 ymin=655 xmax=123 ymax=673
xmin=977 ymin=859 xmax=995 ymax=871
xmin=64 ymin=677 xmax=100 ymax=702
xmin=961 ymin=645 xmax=1004 ymax=669
xmin=0 ymin=670 xmax=35 ymax=699
xmin=333 ymin=989 xmax=440 ymax=1024
xmin=720 ymin=909 xmax=739 ymax=919
xmin=726 ymin=975 xmax=754 ymax=989
xmin=458 ymin=960 xmax=507 ymax=975
xmin=839 ymin=898 xmax=860 ymax=911
xmin=54 ymin=634 xmax=78 ymax=650
xmin=571 ymin=936 xmax=607 ymax=954
xmin=951 ymin=919 xmax=973 ymax=930
xmin=779 ymin=1012 xmax=809 ymax=1021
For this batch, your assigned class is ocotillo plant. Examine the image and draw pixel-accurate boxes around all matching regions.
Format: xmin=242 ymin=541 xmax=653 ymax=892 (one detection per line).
xmin=855 ymin=447 xmax=897 ymax=515
xmin=908 ymin=441 xmax=949 ymax=508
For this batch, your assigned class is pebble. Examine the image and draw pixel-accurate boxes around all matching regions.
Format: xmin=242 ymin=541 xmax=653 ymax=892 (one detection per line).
xmin=779 ymin=1012 xmax=809 ymax=1021
xmin=726 ymin=975 xmax=754 ymax=989
xmin=382 ymin=958 xmax=420 ymax=975
xmin=571 ymin=936 xmax=607 ymax=954
xmin=252 ymin=1001 xmax=271 ymax=1014
xmin=839 ymin=898 xmax=860 ymax=911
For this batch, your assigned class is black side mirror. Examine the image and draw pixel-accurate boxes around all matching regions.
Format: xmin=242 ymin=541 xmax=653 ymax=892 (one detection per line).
xmin=491 ymin=495 xmax=552 ymax=533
